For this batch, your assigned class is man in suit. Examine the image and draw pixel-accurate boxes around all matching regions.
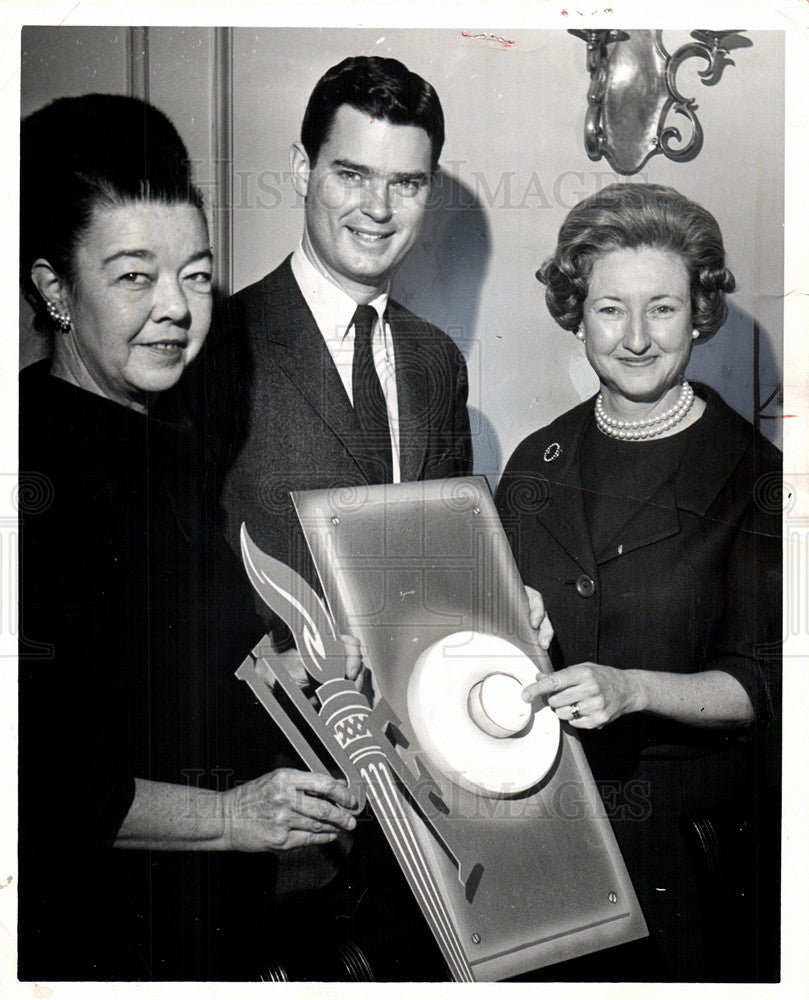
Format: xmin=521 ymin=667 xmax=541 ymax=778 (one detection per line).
xmin=221 ymin=56 xmax=472 ymax=591
xmin=213 ymin=55 xmax=473 ymax=979
xmin=214 ymin=57 xmax=553 ymax=978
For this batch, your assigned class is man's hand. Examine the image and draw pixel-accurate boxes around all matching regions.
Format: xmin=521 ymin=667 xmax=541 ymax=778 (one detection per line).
xmin=524 ymin=585 xmax=554 ymax=651
xmin=522 ymin=662 xmax=643 ymax=729
xmin=223 ymin=768 xmax=358 ymax=852
xmin=255 ymin=647 xmax=310 ymax=689
xmin=340 ymin=633 xmax=363 ymax=684
xmin=255 ymin=637 xmax=364 ymax=692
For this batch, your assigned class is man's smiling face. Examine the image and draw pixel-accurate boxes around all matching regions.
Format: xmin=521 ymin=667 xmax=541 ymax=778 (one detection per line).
xmin=293 ymin=103 xmax=433 ymax=299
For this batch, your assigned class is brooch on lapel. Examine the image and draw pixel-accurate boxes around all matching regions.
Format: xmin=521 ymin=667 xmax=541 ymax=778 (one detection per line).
xmin=543 ymin=442 xmax=561 ymax=463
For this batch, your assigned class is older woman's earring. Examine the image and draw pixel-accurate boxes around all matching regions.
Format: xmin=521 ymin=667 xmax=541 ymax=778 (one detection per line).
xmin=46 ymin=300 xmax=72 ymax=332
xmin=575 ymin=329 xmax=585 ymax=341
xmin=691 ymin=329 xmax=700 ymax=340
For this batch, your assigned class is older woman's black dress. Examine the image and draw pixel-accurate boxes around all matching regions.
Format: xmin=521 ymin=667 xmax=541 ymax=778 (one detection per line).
xmin=495 ymin=384 xmax=781 ymax=982
xmin=18 ymin=360 xmax=282 ymax=980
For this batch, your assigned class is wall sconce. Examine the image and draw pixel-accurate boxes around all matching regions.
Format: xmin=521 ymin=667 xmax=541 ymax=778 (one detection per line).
xmin=570 ymin=29 xmax=752 ymax=175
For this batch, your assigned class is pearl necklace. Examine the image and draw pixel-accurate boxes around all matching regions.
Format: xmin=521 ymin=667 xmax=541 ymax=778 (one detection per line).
xmin=594 ymin=380 xmax=695 ymax=441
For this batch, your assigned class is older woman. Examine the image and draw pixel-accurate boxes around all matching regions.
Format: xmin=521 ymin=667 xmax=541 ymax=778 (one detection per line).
xmin=18 ymin=94 xmax=358 ymax=981
xmin=495 ymin=184 xmax=781 ymax=982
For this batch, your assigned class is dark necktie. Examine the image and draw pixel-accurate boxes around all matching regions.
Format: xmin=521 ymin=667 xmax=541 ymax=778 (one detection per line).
xmin=351 ymin=303 xmax=393 ymax=483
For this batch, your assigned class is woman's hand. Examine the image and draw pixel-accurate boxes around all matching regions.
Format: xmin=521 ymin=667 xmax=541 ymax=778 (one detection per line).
xmin=522 ymin=661 xmax=643 ymax=729
xmin=524 ymin=585 xmax=554 ymax=651
xmin=115 ymin=773 xmax=358 ymax=853
xmin=522 ymin=664 xmax=754 ymax=730
xmin=223 ymin=768 xmax=358 ymax=852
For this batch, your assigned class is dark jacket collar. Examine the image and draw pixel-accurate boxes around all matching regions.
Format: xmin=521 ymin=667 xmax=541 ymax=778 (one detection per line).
xmin=530 ymin=383 xmax=755 ymax=571
xmin=244 ymin=255 xmax=429 ymax=482
xmin=672 ymin=383 xmax=757 ymax=515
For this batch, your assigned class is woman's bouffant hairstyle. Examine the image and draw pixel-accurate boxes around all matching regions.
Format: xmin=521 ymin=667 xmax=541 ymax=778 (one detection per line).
xmin=20 ymin=93 xmax=205 ymax=334
xmin=537 ymin=183 xmax=735 ymax=341
xmin=301 ymin=55 xmax=445 ymax=171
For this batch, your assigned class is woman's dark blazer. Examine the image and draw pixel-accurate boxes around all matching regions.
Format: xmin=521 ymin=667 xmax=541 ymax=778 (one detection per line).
xmin=494 ymin=383 xmax=782 ymax=980
xmin=495 ymin=383 xmax=781 ymax=744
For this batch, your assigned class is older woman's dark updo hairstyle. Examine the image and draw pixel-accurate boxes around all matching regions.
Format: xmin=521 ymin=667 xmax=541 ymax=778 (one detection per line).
xmin=20 ymin=93 xmax=205 ymax=335
xmin=537 ymin=183 xmax=735 ymax=342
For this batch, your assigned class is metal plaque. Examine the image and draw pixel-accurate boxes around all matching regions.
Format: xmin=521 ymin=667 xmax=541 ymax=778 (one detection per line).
xmin=239 ymin=476 xmax=646 ymax=980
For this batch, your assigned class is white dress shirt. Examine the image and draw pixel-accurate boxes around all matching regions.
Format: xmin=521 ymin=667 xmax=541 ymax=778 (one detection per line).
xmin=290 ymin=245 xmax=401 ymax=482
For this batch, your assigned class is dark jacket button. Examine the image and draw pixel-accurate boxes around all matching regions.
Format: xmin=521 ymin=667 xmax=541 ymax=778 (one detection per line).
xmin=575 ymin=574 xmax=595 ymax=598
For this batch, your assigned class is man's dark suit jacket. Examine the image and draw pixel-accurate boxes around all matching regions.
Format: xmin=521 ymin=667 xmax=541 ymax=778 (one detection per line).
xmin=221 ymin=255 xmax=473 ymax=591
xmin=209 ymin=256 xmax=471 ymax=976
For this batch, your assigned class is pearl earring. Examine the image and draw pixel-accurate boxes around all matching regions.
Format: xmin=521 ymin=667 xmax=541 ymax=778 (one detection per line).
xmin=46 ymin=300 xmax=72 ymax=332
xmin=574 ymin=329 xmax=585 ymax=341
xmin=691 ymin=329 xmax=700 ymax=341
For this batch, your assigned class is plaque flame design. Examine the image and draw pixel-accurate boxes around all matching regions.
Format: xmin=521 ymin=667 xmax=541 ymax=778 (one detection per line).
xmin=237 ymin=524 xmax=482 ymax=980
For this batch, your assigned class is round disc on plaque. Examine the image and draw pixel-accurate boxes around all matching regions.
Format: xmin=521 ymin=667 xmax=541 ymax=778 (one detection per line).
xmin=407 ymin=631 xmax=560 ymax=798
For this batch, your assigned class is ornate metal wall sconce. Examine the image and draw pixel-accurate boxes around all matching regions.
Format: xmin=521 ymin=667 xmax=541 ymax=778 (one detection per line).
xmin=570 ymin=29 xmax=751 ymax=174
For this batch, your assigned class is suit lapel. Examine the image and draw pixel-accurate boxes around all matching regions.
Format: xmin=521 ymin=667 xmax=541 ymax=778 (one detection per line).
xmin=538 ymin=402 xmax=684 ymax=569
xmin=390 ymin=308 xmax=428 ymax=482
xmin=265 ymin=259 xmax=385 ymax=483
xmin=521 ymin=385 xmax=750 ymax=575
xmin=594 ymin=477 xmax=681 ymax=564
xmin=671 ymin=384 xmax=751 ymax=517
xmin=273 ymin=307 xmax=357 ymax=442
xmin=597 ymin=386 xmax=751 ymax=563
xmin=531 ymin=406 xmax=598 ymax=577
xmin=540 ymin=385 xmax=747 ymax=568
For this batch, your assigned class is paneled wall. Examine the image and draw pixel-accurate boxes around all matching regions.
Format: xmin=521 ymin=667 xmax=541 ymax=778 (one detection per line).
xmin=20 ymin=26 xmax=784 ymax=473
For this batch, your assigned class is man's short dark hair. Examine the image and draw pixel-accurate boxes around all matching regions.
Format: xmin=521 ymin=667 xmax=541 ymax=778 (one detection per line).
xmin=301 ymin=55 xmax=445 ymax=170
